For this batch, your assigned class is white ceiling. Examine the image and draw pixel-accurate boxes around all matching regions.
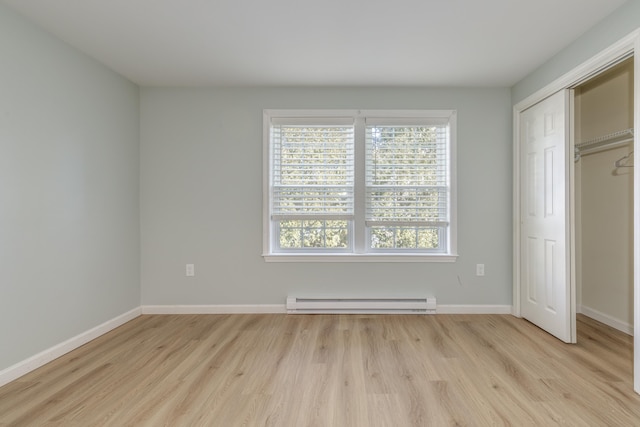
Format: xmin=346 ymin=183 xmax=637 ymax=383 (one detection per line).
xmin=2 ymin=0 xmax=629 ymax=87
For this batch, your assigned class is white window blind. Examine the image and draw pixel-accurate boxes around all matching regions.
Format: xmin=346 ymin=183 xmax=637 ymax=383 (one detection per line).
xmin=271 ymin=123 xmax=355 ymax=220
xmin=365 ymin=122 xmax=449 ymax=226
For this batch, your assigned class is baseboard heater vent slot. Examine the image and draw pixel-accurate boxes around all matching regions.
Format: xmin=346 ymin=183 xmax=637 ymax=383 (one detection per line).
xmin=286 ymin=297 xmax=436 ymax=314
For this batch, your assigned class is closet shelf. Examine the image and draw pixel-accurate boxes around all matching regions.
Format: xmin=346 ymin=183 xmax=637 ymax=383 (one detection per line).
xmin=575 ymin=128 xmax=634 ymax=155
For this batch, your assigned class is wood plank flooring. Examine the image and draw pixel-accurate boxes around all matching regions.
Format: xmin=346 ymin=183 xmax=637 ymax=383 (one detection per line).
xmin=0 ymin=314 xmax=639 ymax=426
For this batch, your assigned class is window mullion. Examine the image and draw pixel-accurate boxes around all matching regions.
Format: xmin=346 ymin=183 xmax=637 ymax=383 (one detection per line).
xmin=353 ymin=115 xmax=366 ymax=254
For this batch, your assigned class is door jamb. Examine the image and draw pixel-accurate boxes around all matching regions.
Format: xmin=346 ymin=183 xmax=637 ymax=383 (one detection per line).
xmin=512 ymin=29 xmax=640 ymax=392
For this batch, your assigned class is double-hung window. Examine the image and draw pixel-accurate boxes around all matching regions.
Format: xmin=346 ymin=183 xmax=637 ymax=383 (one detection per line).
xmin=263 ymin=110 xmax=457 ymax=262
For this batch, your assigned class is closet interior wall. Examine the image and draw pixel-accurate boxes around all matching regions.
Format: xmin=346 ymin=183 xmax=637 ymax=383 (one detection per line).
xmin=575 ymin=58 xmax=634 ymax=334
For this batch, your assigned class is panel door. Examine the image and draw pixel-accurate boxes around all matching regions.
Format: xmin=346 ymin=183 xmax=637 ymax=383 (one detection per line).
xmin=520 ymin=90 xmax=575 ymax=343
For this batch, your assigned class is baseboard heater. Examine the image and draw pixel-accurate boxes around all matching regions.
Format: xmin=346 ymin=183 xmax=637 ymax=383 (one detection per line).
xmin=286 ymin=296 xmax=437 ymax=314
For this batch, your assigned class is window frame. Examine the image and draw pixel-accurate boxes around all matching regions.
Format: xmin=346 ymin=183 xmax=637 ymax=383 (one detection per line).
xmin=263 ymin=109 xmax=458 ymax=262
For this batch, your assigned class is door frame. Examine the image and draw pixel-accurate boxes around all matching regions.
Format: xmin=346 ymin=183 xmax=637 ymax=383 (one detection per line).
xmin=513 ymin=29 xmax=640 ymax=392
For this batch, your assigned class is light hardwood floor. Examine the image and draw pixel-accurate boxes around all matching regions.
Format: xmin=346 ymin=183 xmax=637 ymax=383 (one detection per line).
xmin=0 ymin=313 xmax=638 ymax=426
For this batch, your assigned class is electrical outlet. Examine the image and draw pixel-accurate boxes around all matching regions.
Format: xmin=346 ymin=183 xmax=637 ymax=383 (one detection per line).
xmin=186 ymin=264 xmax=195 ymax=277
xmin=476 ymin=264 xmax=485 ymax=276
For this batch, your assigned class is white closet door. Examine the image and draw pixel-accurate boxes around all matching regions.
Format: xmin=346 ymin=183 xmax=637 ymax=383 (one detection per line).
xmin=520 ymin=90 xmax=575 ymax=343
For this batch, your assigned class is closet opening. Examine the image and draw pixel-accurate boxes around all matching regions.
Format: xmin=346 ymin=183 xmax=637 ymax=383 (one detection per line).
xmin=573 ymin=57 xmax=634 ymax=337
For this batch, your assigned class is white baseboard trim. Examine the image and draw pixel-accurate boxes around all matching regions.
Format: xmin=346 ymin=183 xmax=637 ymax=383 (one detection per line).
xmin=141 ymin=304 xmax=513 ymax=315
xmin=579 ymin=305 xmax=633 ymax=336
xmin=0 ymin=307 xmax=142 ymax=388
xmin=141 ymin=304 xmax=287 ymax=314
xmin=437 ymin=304 xmax=513 ymax=314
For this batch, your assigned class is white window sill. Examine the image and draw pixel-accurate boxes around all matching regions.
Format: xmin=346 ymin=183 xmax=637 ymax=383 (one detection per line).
xmin=263 ymin=253 xmax=458 ymax=263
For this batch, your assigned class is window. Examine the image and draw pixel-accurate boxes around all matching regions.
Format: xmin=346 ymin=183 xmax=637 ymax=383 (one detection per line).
xmin=263 ymin=110 xmax=457 ymax=262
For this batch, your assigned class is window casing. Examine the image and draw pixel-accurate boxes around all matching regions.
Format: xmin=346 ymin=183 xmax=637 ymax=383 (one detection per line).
xmin=263 ymin=110 xmax=457 ymax=262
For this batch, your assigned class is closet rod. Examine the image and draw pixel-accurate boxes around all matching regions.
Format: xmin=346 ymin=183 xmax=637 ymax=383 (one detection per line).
xmin=575 ymin=128 xmax=634 ymax=155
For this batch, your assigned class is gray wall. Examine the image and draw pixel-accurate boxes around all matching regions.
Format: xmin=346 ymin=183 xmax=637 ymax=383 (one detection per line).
xmin=0 ymin=4 xmax=140 ymax=370
xmin=140 ymin=87 xmax=512 ymax=306
xmin=512 ymin=0 xmax=640 ymax=104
